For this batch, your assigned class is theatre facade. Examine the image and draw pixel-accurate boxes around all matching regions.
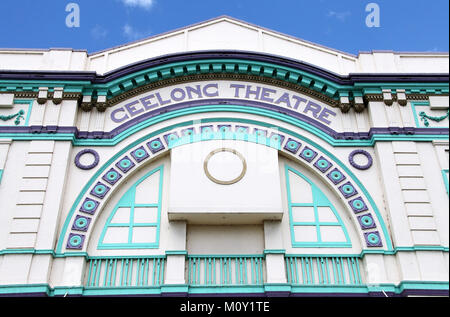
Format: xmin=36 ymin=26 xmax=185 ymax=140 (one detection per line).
xmin=0 ymin=17 xmax=448 ymax=297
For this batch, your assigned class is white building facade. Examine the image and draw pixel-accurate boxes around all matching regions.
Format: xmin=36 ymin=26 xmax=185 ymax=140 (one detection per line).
xmin=0 ymin=17 xmax=448 ymax=297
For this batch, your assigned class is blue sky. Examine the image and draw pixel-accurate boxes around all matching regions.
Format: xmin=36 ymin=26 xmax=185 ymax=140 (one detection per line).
xmin=0 ymin=0 xmax=448 ymax=55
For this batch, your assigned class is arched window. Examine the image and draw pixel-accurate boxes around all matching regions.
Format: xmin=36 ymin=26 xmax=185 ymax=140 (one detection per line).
xmin=285 ymin=164 xmax=351 ymax=248
xmin=98 ymin=165 xmax=163 ymax=249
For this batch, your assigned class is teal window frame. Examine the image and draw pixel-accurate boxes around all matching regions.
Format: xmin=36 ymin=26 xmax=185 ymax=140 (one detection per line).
xmin=442 ymin=169 xmax=449 ymax=195
xmin=98 ymin=165 xmax=164 ymax=249
xmin=0 ymin=169 xmax=3 ymax=184
xmin=285 ymin=165 xmax=351 ymax=248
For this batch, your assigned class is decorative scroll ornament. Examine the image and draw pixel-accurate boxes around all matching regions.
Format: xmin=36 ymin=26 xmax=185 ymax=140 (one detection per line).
xmin=0 ymin=109 xmax=25 ymax=125
xmin=419 ymin=109 xmax=449 ymax=127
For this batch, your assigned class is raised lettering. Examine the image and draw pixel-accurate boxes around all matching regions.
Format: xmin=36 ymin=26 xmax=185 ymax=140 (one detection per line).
xmin=124 ymin=100 xmax=144 ymax=117
xmin=292 ymin=95 xmax=307 ymax=110
xmin=203 ymin=83 xmax=219 ymax=97
xmin=186 ymin=85 xmax=203 ymax=99
xmin=260 ymin=87 xmax=276 ymax=103
xmin=155 ymin=92 xmax=171 ymax=106
xmin=139 ymin=94 xmax=158 ymax=110
xmin=275 ymin=92 xmax=292 ymax=108
xmin=170 ymin=88 xmax=186 ymax=102
xmin=245 ymin=85 xmax=261 ymax=99
xmin=229 ymin=84 xmax=245 ymax=98
xmin=110 ymin=107 xmax=129 ymax=123
xmin=303 ymin=101 xmax=322 ymax=118
xmin=317 ymin=107 xmax=337 ymax=125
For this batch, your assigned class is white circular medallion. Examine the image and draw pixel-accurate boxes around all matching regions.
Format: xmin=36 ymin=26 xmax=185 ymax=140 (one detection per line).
xmin=204 ymin=148 xmax=247 ymax=185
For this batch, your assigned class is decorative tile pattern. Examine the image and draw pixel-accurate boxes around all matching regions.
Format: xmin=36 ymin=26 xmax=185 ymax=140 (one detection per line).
xmin=115 ymin=156 xmax=135 ymax=173
xmin=79 ymin=198 xmax=100 ymax=215
xmin=66 ymin=233 xmax=85 ymax=249
xmin=327 ymin=168 xmax=346 ymax=185
xmin=283 ymin=138 xmax=301 ymax=154
xmin=90 ymin=182 xmax=110 ymax=199
xmin=102 ymin=168 xmax=122 ymax=185
xmin=299 ymin=146 xmax=318 ymax=162
xmin=364 ymin=231 xmax=383 ymax=247
xmin=130 ymin=146 xmax=149 ymax=163
xmin=358 ymin=214 xmax=376 ymax=229
xmin=339 ymin=182 xmax=358 ymax=199
xmin=147 ymin=138 xmax=165 ymax=154
xmin=314 ymin=156 xmax=333 ymax=173
xmin=348 ymin=197 xmax=369 ymax=213
xmin=72 ymin=215 xmax=91 ymax=232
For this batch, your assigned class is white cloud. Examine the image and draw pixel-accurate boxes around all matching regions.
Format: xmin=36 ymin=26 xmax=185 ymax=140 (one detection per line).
xmin=327 ymin=10 xmax=351 ymax=22
xmin=120 ymin=0 xmax=155 ymax=10
xmin=91 ymin=25 xmax=108 ymax=40
xmin=123 ymin=23 xmax=146 ymax=41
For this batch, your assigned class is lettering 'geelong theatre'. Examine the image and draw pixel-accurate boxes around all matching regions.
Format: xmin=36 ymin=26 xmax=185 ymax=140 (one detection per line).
xmin=0 ymin=16 xmax=448 ymax=297
xmin=110 ymin=82 xmax=337 ymax=125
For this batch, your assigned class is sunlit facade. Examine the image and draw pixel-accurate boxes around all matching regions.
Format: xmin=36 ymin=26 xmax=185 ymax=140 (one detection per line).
xmin=0 ymin=17 xmax=448 ymax=297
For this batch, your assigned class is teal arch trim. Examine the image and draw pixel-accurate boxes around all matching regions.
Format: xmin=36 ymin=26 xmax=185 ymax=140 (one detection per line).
xmin=56 ymin=117 xmax=393 ymax=254
xmin=285 ymin=165 xmax=352 ymax=248
xmin=98 ymin=165 xmax=163 ymax=249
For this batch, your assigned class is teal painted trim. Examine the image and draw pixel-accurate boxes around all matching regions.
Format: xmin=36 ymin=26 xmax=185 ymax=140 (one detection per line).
xmin=0 ymin=169 xmax=3 ymax=184
xmin=87 ymin=255 xmax=166 ymax=260
xmin=285 ymin=165 xmax=352 ymax=248
xmin=187 ymin=254 xmax=265 ymax=258
xmin=0 ymin=104 xmax=448 ymax=145
xmin=13 ymin=99 xmax=33 ymax=126
xmin=160 ymin=284 xmax=189 ymax=293
xmin=3 ymin=244 xmax=441 ymax=259
xmin=289 ymin=285 xmax=368 ymax=294
xmin=1 ymin=59 xmax=448 ymax=100
xmin=396 ymin=281 xmax=449 ymax=292
xmin=442 ymin=169 xmax=449 ymax=195
xmin=97 ymin=165 xmax=164 ymax=250
xmin=72 ymin=105 xmax=449 ymax=147
xmin=0 ymin=248 xmax=56 ymax=256
xmin=0 ymin=80 xmax=91 ymax=89
xmin=263 ymin=249 xmax=286 ymax=255
xmin=285 ymin=246 xmax=449 ymax=258
xmin=83 ymin=286 xmax=162 ymax=296
xmin=0 ymin=281 xmax=446 ymax=296
xmin=52 ymin=286 xmax=84 ymax=296
xmin=56 ymin=115 xmax=393 ymax=254
xmin=0 ymin=284 xmax=51 ymax=296
xmin=188 ymin=285 xmax=265 ymax=294
xmin=166 ymin=250 xmax=188 ymax=256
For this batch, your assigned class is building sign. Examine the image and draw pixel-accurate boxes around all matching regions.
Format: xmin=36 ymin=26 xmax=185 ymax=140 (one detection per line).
xmin=108 ymin=80 xmax=337 ymax=128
